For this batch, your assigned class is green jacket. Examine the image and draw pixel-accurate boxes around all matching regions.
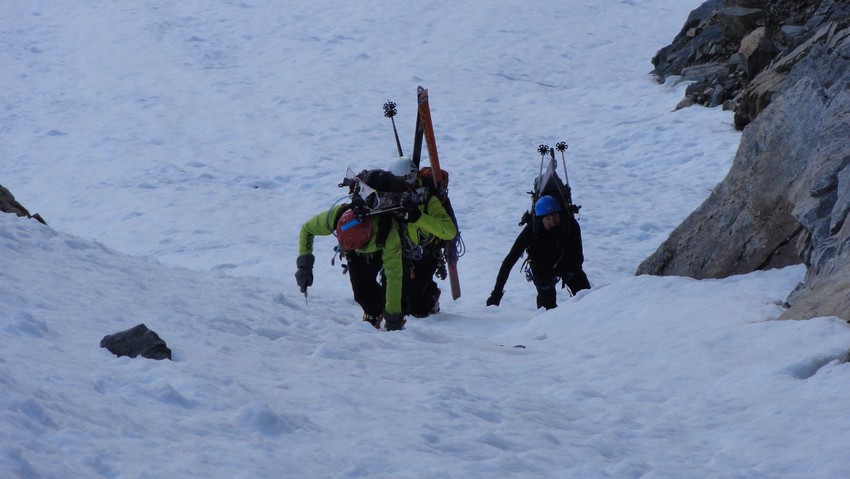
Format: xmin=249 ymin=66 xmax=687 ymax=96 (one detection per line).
xmin=407 ymin=194 xmax=457 ymax=247
xmin=298 ymin=205 xmax=404 ymax=315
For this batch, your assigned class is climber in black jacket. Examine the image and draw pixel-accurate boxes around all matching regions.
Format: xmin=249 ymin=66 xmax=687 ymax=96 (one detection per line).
xmin=486 ymin=195 xmax=590 ymax=310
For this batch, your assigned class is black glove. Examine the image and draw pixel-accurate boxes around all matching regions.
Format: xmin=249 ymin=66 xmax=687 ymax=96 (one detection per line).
xmin=562 ymin=270 xmax=590 ymax=294
xmin=402 ymin=200 xmax=422 ymax=223
xmin=295 ymin=254 xmax=315 ymax=293
xmin=383 ymin=311 xmax=407 ymax=331
xmin=486 ymin=289 xmax=504 ymax=307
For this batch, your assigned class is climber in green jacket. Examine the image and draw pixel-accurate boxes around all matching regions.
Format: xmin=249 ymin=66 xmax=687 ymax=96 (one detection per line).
xmin=296 ymin=203 xmax=407 ymax=331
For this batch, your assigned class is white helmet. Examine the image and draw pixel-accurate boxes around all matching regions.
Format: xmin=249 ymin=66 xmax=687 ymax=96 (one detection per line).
xmin=389 ymin=156 xmax=417 ymax=184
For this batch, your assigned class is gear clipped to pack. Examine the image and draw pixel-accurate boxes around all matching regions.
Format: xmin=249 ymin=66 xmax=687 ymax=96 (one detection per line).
xmin=338 ymin=167 xmax=427 ymax=217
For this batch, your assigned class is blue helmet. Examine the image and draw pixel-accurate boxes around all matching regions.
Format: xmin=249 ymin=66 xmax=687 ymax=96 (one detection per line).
xmin=534 ymin=195 xmax=561 ymax=216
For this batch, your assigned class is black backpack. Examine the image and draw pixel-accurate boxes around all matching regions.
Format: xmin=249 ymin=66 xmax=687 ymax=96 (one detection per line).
xmin=520 ymin=147 xmax=580 ymax=228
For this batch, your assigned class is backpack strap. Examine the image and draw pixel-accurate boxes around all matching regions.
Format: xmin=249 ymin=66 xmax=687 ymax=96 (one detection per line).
xmin=375 ymin=214 xmax=393 ymax=248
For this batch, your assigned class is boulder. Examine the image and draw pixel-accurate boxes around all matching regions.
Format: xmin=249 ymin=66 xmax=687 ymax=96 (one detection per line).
xmin=715 ymin=6 xmax=766 ymax=41
xmin=100 ymin=324 xmax=173 ymax=360
xmin=738 ymin=27 xmax=776 ymax=78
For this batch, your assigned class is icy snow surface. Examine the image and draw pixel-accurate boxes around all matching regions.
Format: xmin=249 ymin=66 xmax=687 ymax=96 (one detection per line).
xmin=3 ymin=1 xmax=850 ymax=478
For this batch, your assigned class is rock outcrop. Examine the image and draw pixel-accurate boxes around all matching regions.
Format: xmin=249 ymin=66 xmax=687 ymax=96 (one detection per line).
xmin=639 ymin=0 xmax=850 ymax=321
xmin=651 ymin=0 xmax=850 ymax=129
xmin=1 ymin=184 xmax=46 ymax=224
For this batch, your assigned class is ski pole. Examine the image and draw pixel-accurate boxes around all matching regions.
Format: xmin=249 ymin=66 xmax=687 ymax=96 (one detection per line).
xmin=383 ymin=100 xmax=404 ymax=157
xmin=556 ymin=141 xmax=570 ymax=186
xmin=536 ymin=144 xmax=549 ymax=198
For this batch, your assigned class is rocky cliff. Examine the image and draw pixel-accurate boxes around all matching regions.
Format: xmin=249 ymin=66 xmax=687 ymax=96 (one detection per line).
xmin=638 ymin=0 xmax=850 ymax=321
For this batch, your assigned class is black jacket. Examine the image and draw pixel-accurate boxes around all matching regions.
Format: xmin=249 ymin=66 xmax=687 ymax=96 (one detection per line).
xmin=493 ymin=213 xmax=584 ymax=292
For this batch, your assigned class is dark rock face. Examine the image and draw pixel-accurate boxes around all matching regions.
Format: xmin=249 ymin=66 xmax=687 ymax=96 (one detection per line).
xmin=639 ymin=1 xmax=850 ymax=321
xmin=1 ymin=184 xmax=46 ymax=224
xmin=735 ymin=16 xmax=850 ymax=129
xmin=651 ymin=0 xmax=850 ymax=130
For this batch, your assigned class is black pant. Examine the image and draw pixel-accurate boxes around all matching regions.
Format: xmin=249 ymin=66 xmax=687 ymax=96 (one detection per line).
xmin=533 ymin=275 xmax=558 ymax=310
xmin=406 ymin=252 xmax=441 ymax=318
xmin=532 ymin=266 xmax=591 ymax=310
xmin=346 ymin=253 xmax=386 ymax=317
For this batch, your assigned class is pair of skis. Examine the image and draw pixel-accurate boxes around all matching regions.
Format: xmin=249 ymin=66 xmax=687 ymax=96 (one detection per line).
xmin=386 ymin=87 xmax=462 ymax=300
xmin=415 ymin=86 xmax=462 ymax=301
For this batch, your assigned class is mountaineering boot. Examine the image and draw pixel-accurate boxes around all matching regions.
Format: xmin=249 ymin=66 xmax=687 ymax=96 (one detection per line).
xmin=383 ymin=312 xmax=406 ymax=331
xmin=363 ymin=313 xmax=382 ymax=329
xmin=430 ymin=287 xmax=441 ymax=315
xmin=411 ymin=284 xmax=441 ymax=319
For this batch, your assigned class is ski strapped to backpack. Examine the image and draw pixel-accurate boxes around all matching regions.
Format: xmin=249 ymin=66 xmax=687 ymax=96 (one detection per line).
xmin=414 ymin=86 xmax=463 ymax=300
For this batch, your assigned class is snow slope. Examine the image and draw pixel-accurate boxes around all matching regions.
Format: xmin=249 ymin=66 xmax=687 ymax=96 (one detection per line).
xmin=3 ymin=1 xmax=850 ymax=477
